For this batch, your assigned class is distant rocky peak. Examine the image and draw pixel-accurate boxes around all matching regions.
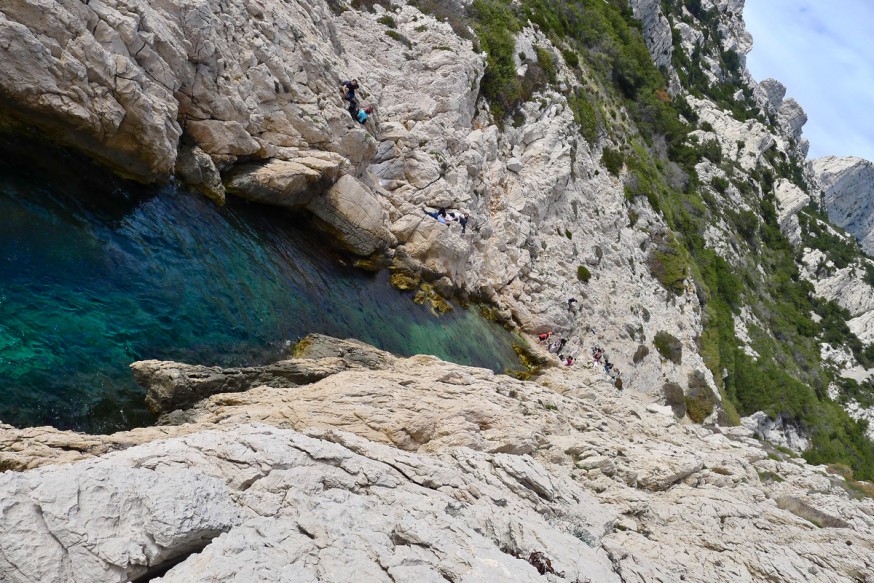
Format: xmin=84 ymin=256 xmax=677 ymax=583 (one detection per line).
xmin=813 ymin=155 xmax=874 ymax=255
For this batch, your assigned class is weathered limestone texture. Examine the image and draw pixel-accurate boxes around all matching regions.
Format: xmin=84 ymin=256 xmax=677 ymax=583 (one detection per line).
xmin=1 ymin=1 xmax=874 ymax=579
xmin=814 ymin=156 xmax=874 ymax=255
xmin=305 ymin=174 xmax=396 ymax=256
xmin=2 ymin=341 xmax=874 ymax=582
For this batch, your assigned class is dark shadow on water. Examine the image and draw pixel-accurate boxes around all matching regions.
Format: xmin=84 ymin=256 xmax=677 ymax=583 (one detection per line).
xmin=0 ymin=134 xmax=524 ymax=433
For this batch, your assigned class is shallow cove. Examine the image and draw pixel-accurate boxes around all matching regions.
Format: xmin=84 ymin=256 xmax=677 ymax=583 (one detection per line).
xmin=0 ymin=136 xmax=523 ymax=433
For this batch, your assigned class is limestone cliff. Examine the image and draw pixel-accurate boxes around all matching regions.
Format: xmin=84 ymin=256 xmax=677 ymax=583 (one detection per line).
xmin=0 ymin=0 xmax=722 ymax=406
xmin=813 ymin=156 xmax=874 ymax=256
xmin=2 ymin=0 xmax=874 ymax=580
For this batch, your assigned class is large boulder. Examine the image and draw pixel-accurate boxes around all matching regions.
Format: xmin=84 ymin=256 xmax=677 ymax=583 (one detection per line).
xmin=391 ymin=215 xmax=470 ymax=279
xmin=174 ymin=144 xmax=225 ymax=204
xmin=132 ymin=358 xmax=346 ymax=414
xmin=185 ymin=120 xmax=261 ymax=160
xmin=305 ymin=175 xmax=394 ymax=256
xmin=224 ymin=158 xmax=340 ymax=208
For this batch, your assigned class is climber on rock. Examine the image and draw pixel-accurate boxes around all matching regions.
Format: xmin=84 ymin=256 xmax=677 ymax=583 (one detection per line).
xmin=424 ymin=208 xmax=448 ymax=224
xmin=458 ymin=213 xmax=469 ymax=233
xmin=355 ymin=106 xmax=373 ymax=124
xmin=549 ymin=338 xmax=567 ymax=354
xmin=340 ymin=79 xmax=359 ymax=104
xmin=538 ymin=331 xmax=553 ymax=344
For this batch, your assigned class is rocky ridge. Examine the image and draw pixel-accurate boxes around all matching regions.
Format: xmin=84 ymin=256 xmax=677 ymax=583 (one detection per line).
xmin=2 ymin=336 xmax=873 ymax=582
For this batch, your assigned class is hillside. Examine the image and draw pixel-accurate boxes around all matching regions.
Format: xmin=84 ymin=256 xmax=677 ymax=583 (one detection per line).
xmin=1 ymin=0 xmax=874 ymax=581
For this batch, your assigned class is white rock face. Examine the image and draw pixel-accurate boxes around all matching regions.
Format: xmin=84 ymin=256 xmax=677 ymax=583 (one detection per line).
xmin=850 ymin=309 xmax=874 ymax=346
xmin=627 ymin=0 xmax=680 ymax=90
xmin=774 ymin=179 xmax=810 ymax=245
xmin=800 ymin=250 xmax=874 ymax=317
xmin=688 ymin=95 xmax=775 ymax=171
xmin=813 ymin=155 xmax=874 ymax=255
xmin=777 ymin=98 xmax=807 ymax=141
xmin=0 ymin=450 xmax=242 ymax=582
xmin=0 ymin=0 xmax=182 ymax=180
xmin=756 ymin=78 xmax=787 ymax=114
xmin=741 ymin=411 xmax=810 ymax=453
xmin=2 ymin=345 xmax=874 ymax=582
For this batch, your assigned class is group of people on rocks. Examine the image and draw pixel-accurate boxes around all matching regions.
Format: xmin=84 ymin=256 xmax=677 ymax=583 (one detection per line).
xmin=424 ymin=206 xmax=470 ymax=234
xmin=537 ymin=331 xmax=574 ymax=367
xmin=537 ymin=326 xmax=622 ymax=386
xmin=340 ymin=79 xmax=373 ymax=124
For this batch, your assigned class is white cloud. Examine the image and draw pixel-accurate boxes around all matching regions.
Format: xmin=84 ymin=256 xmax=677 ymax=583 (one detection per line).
xmin=743 ymin=0 xmax=874 ymax=162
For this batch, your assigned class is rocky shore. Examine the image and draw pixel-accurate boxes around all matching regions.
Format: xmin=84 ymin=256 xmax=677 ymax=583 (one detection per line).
xmin=2 ymin=335 xmax=873 ymax=582
xmin=2 ymin=0 xmax=874 ymax=581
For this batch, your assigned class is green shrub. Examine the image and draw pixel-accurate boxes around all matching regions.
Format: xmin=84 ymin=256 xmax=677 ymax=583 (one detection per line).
xmin=377 ymin=14 xmax=397 ymax=28
xmin=710 ymin=175 xmax=729 ymax=194
xmin=647 ymin=233 xmax=688 ymax=295
xmin=535 ymin=46 xmax=557 ymax=84
xmin=561 ymin=48 xmax=579 ymax=68
xmin=469 ymin=0 xmax=521 ymax=122
xmin=601 ymin=147 xmax=624 ymax=176
xmin=864 ymin=262 xmax=874 ymax=287
xmin=569 ymin=89 xmax=598 ymax=145
xmin=699 ymin=138 xmax=722 ymax=163
xmin=732 ymin=209 xmax=758 ymax=242
xmin=576 ymin=265 xmax=592 ymax=283
xmin=654 ymin=331 xmax=682 ymax=364
xmin=564 ymin=229 xmax=572 ymax=239
xmin=384 ymin=30 xmax=412 ymax=47
xmin=685 ymin=370 xmax=716 ymax=422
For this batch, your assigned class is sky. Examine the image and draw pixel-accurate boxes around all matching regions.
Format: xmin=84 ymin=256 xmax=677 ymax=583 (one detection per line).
xmin=742 ymin=0 xmax=874 ymax=162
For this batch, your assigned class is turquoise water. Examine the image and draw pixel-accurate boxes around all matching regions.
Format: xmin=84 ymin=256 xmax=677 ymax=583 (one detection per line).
xmin=0 ymin=137 xmax=522 ymax=433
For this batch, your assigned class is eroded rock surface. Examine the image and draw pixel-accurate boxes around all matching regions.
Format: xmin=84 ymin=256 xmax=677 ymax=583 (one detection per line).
xmin=2 ymin=340 xmax=873 ymax=583
xmin=814 ymin=156 xmax=874 ymax=255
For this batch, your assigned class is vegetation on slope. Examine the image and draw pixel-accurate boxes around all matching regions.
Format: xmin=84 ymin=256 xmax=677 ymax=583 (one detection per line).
xmin=465 ymin=0 xmax=874 ymax=479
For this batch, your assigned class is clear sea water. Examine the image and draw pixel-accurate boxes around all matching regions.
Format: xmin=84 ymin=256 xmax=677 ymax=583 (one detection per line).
xmin=0 ymin=136 xmax=522 ymax=433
